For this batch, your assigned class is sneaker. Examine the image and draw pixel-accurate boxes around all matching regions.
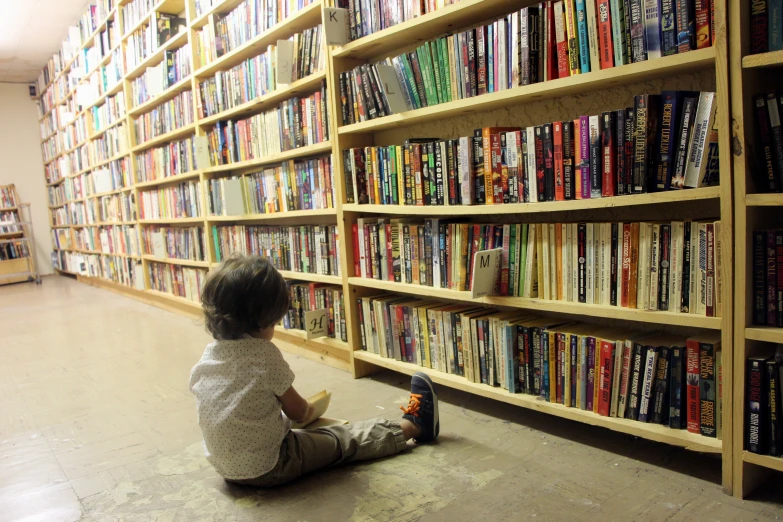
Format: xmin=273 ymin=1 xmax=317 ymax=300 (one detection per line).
xmin=400 ymin=372 xmax=439 ymax=442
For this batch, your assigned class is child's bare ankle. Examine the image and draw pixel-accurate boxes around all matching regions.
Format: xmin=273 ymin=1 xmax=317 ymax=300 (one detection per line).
xmin=400 ymin=418 xmax=421 ymax=440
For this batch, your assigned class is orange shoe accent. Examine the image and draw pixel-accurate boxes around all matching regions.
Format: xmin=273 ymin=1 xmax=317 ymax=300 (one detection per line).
xmin=400 ymin=393 xmax=422 ymax=417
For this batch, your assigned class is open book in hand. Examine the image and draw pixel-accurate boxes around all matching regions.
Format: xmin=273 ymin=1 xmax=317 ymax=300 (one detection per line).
xmin=290 ymin=390 xmax=349 ymax=429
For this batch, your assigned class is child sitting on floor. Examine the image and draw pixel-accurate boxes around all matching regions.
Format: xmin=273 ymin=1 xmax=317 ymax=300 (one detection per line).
xmin=189 ymin=254 xmax=439 ymax=487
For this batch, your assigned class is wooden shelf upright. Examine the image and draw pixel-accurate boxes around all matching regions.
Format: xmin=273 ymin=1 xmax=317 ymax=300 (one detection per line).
xmin=326 ymin=0 xmax=734 ymax=494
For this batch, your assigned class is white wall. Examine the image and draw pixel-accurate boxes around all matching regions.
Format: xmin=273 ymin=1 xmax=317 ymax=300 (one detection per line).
xmin=0 ymin=83 xmax=54 ymax=276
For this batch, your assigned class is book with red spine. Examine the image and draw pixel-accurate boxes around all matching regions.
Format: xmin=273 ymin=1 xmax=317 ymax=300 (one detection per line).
xmin=547 ymin=1 xmax=559 ymax=80
xmin=535 ymin=125 xmax=546 ymax=202
xmin=686 ymin=338 xmax=701 ymax=434
xmin=554 ymin=1 xmax=570 ymax=78
xmin=597 ymin=0 xmax=615 ymax=69
xmin=602 ymin=111 xmax=617 ymax=197
xmin=695 ymin=0 xmax=711 ymax=49
xmin=352 ymin=223 xmax=361 ymax=276
xmin=598 ymin=339 xmax=615 ymax=416
xmin=554 ymin=121 xmax=565 ymax=201
xmin=750 ymin=0 xmax=769 ymax=55
xmin=621 ymin=222 xmax=632 ymax=307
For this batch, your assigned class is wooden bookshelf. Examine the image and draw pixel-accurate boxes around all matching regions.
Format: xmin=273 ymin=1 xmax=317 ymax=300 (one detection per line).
xmin=328 ymin=0 xmax=734 ymax=496
xmin=729 ymin=0 xmax=783 ymax=500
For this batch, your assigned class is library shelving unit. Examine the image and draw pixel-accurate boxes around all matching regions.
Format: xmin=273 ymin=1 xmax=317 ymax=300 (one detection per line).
xmin=36 ymin=0 xmax=351 ymax=371
xmin=0 ymin=185 xmax=39 ymax=285
xmin=728 ymin=0 xmax=783 ymax=499
xmin=326 ymin=0 xmax=734 ymax=493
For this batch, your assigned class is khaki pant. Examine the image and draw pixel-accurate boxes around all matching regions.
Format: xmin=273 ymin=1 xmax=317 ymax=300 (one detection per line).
xmin=230 ymin=418 xmax=408 ymax=487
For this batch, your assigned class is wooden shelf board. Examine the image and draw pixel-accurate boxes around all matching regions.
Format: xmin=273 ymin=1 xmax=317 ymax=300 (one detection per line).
xmin=90 ymin=186 xmax=134 ymax=198
xmin=203 ymin=141 xmax=332 ymax=173
xmin=193 ymin=2 xmax=322 ymax=79
xmin=353 ymin=350 xmax=722 ymax=453
xmin=90 ymin=151 xmax=130 ymax=170
xmin=142 ymin=255 xmax=210 ymax=268
xmin=191 ymin=0 xmax=246 ymax=28
xmin=134 ymin=170 xmax=202 ymax=188
xmin=0 ymin=206 xmax=19 ymax=212
xmin=743 ymin=451 xmax=783 ymax=473
xmin=344 ymin=187 xmax=721 ymax=216
xmin=746 ymin=193 xmax=783 ymax=206
xmin=745 ymin=327 xmax=783 ymax=344
xmin=125 ymin=29 xmax=189 ymax=81
xmin=197 ymin=71 xmax=327 ymax=127
xmin=333 ymin=0 xmax=529 ymax=61
xmin=46 ymin=178 xmax=66 ymax=187
xmin=276 ymin=270 xmax=343 ymax=285
xmin=128 ymin=76 xmax=193 ymax=118
xmin=338 ymin=48 xmax=716 ymax=135
xmin=347 ymin=277 xmax=722 ymax=329
xmin=274 ymin=325 xmax=350 ymax=352
xmin=205 ymin=207 xmax=337 ymax=222
xmin=131 ymin=123 xmax=197 ymax=152
xmin=742 ymin=50 xmax=783 ymax=69
xmin=0 ymin=231 xmax=24 ymax=239
xmin=138 ymin=217 xmax=205 ymax=224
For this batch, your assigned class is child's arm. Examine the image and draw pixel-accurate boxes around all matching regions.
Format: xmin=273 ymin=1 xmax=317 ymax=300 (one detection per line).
xmin=277 ymin=386 xmax=313 ymax=422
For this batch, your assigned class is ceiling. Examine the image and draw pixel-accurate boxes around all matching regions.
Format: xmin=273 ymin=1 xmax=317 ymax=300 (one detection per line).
xmin=0 ymin=0 xmax=92 ymax=83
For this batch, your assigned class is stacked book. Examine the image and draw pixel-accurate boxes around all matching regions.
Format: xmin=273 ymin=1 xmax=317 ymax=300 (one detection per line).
xmin=208 ymin=156 xmax=334 ymax=216
xmin=344 ymin=91 xmax=718 ymax=206
xmin=359 ymin=296 xmax=723 ymax=437
xmin=212 ymin=224 xmax=341 ymax=277
xmin=284 ymin=283 xmax=347 ymax=342
xmin=138 ymin=180 xmax=202 ymax=220
xmin=339 ymin=3 xmax=713 ymax=124
xmin=133 ymin=90 xmax=195 ymax=145
xmin=135 ymin=136 xmax=197 ymax=183
xmin=354 ymin=219 xmax=723 ymax=318
xmin=206 ymin=82 xmax=329 ymax=166
xmin=198 ymin=25 xmax=324 ymax=118
xmin=142 ymin=226 xmax=205 ymax=261
xmin=747 ymin=352 xmax=783 ymax=456
xmin=753 ymin=229 xmax=783 ymax=328
xmin=752 ymin=92 xmax=783 ymax=193
xmin=148 ymin=261 xmax=206 ymax=302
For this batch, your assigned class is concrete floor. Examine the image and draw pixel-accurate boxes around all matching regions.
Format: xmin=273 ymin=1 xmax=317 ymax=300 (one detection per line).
xmin=1 ymin=277 xmax=782 ymax=522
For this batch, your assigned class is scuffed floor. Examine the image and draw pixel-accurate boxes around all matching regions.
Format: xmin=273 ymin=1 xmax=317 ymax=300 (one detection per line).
xmin=1 ymin=276 xmax=782 ymax=522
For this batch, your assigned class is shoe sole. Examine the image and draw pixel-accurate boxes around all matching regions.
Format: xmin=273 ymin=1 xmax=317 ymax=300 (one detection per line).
xmin=413 ymin=372 xmax=439 ymax=440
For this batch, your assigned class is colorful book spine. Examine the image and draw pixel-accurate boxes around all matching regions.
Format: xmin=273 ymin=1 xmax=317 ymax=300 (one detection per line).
xmin=575 ymin=0 xmax=592 ymax=73
xmin=596 ymin=0 xmax=614 ymax=68
xmin=751 ymin=0 xmax=770 ymax=54
xmin=695 ymin=0 xmax=711 ymax=49
xmin=564 ymin=0 xmax=581 ymax=74
xmin=643 ymin=0 xmax=662 ymax=59
xmin=610 ymin=0 xmax=628 ymax=66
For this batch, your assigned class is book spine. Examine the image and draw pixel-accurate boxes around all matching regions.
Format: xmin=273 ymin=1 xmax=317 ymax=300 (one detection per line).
xmin=660 ymin=0 xmax=677 ymax=56
xmin=602 ymin=111 xmax=616 ymax=197
xmin=695 ymin=0 xmax=711 ymax=49
xmin=563 ymin=121 xmax=575 ymax=200
xmin=615 ymin=109 xmax=626 ymax=195
xmin=753 ymin=94 xmax=780 ymax=192
xmin=564 ymin=0 xmax=581 ymax=74
xmin=618 ymin=341 xmax=633 ymax=417
xmin=554 ymin=122 xmax=565 ymax=200
xmin=686 ymin=339 xmax=701 ymax=433
xmin=747 ymin=358 xmax=768 ymax=453
xmin=643 ymin=0 xmax=662 ymax=59
xmin=598 ymin=340 xmax=614 ymax=416
xmin=535 ymin=126 xmax=546 ymax=201
xmin=767 ymin=231 xmax=778 ymax=326
xmin=655 ymin=91 xmax=679 ymax=190
xmin=626 ymin=344 xmax=644 ymax=420
xmin=575 ymin=0 xmax=591 ymax=73
xmin=629 ymin=0 xmax=647 ymax=62
xmin=751 ymin=0 xmax=770 ymax=54
xmin=632 ymin=95 xmax=649 ymax=193
xmin=610 ymin=0 xmax=628 ymax=66
xmin=586 ymin=337 xmax=596 ymax=411
xmin=777 ymin=231 xmax=783 ymax=327
xmin=638 ymin=346 xmax=658 ymax=422
xmin=672 ymin=96 xmax=698 ymax=189
xmin=699 ymin=342 xmax=717 ymax=437
xmin=659 ymin=224 xmax=672 ymax=311
xmin=543 ymin=123 xmax=555 ymax=201
xmin=554 ymin=1 xmax=571 ymax=78
xmin=768 ymin=359 xmax=782 ymax=455
xmin=597 ymin=0 xmax=614 ymax=68
xmin=669 ymin=346 xmax=685 ymax=428
xmin=652 ymin=346 xmax=670 ymax=424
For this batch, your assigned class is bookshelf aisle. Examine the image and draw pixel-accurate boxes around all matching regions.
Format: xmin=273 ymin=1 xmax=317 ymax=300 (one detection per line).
xmin=327 ymin=0 xmax=734 ymax=494
xmin=729 ymin=0 xmax=783 ymax=498
xmin=36 ymin=0 xmax=350 ymax=371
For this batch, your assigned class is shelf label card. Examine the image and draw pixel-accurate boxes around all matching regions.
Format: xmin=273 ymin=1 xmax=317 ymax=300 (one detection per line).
xmin=471 ymin=248 xmax=502 ymax=299
xmin=194 ymin=135 xmax=211 ymax=170
xmin=375 ymin=64 xmax=408 ymax=114
xmin=276 ymin=39 xmax=295 ymax=85
xmin=323 ymin=7 xmax=348 ymax=45
xmin=305 ymin=308 xmax=328 ymax=339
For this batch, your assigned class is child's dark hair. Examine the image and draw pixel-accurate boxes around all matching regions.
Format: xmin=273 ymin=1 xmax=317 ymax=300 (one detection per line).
xmin=201 ymin=254 xmax=290 ymax=340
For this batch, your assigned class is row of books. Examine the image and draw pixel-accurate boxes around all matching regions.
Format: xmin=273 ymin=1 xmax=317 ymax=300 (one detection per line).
xmin=207 ymin=156 xmax=335 ymax=216
xmin=750 ymin=2 xmax=783 ymax=54
xmin=138 ymin=180 xmax=202 ymax=220
xmin=91 ymin=94 xmax=126 ymax=134
xmin=344 ymin=92 xmax=718 ymax=208
xmin=0 ymin=187 xmax=17 ymax=208
xmin=72 ymin=158 xmax=133 ymax=197
xmin=96 ymin=192 xmax=136 ymax=223
xmin=45 ymin=163 xmax=61 ymax=185
xmin=133 ymin=90 xmax=195 ymax=145
xmin=197 ymin=25 xmax=324 ymax=119
xmin=42 ymin=136 xmax=60 ymax=164
xmin=148 ymin=261 xmax=206 ymax=302
xmin=339 ymin=0 xmax=457 ymax=41
xmin=753 ymin=230 xmax=783 ymax=328
xmin=206 ymin=83 xmax=329 ymax=166
xmin=121 ymin=0 xmax=155 ymax=35
xmin=747 ymin=350 xmax=783 ymax=456
xmin=358 ymin=295 xmax=722 ymax=437
xmin=135 ymin=136 xmax=197 ymax=183
xmin=74 ymin=227 xmax=100 ymax=251
xmin=51 ymin=229 xmax=71 ymax=251
xmin=212 ymin=224 xmax=341 ymax=277
xmin=40 ymin=113 xmax=58 ymax=141
xmin=125 ymin=13 xmax=186 ymax=72
xmin=339 ymin=2 xmax=712 ymax=125
xmin=354 ymin=218 xmax=723 ymax=317
xmin=283 ymin=283 xmax=347 ymax=342
xmin=48 ymin=185 xmax=67 ymax=207
xmin=752 ymin=92 xmax=783 ymax=193
xmin=0 ymin=241 xmax=30 ymax=261
xmin=143 ymin=226 xmax=205 ymax=261
xmin=66 ymin=145 xmax=91 ymax=176
xmin=0 ymin=211 xmax=21 ymax=234
xmin=129 ymin=44 xmax=192 ymax=108
xmin=90 ymin=124 xmax=128 ymax=164
xmin=196 ymin=0 xmax=316 ymax=65
xmin=61 ymin=115 xmax=90 ymax=151
xmin=100 ymin=225 xmax=141 ymax=256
